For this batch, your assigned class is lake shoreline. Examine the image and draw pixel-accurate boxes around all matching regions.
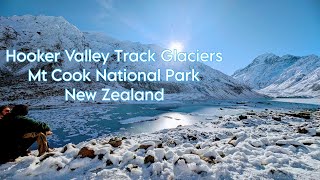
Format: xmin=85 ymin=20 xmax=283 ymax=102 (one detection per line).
xmin=1 ymin=109 xmax=319 ymax=179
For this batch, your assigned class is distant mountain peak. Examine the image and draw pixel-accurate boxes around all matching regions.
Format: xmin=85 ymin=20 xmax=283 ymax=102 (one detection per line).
xmin=252 ymin=53 xmax=279 ymax=64
xmin=233 ymin=53 xmax=320 ymax=97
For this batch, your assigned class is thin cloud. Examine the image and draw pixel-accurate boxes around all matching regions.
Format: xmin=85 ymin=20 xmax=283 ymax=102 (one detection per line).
xmin=95 ymin=0 xmax=159 ymax=43
xmin=97 ymin=0 xmax=114 ymax=15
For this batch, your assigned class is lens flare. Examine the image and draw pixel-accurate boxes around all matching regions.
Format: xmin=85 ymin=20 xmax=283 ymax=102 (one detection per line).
xmin=169 ymin=41 xmax=184 ymax=52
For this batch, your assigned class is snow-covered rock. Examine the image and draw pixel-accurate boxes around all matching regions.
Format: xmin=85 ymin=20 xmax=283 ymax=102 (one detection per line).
xmin=1 ymin=110 xmax=320 ymax=179
xmin=233 ymin=53 xmax=320 ymax=97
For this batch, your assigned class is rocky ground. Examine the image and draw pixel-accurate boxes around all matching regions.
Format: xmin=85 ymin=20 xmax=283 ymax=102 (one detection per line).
xmin=0 ymin=110 xmax=320 ymax=179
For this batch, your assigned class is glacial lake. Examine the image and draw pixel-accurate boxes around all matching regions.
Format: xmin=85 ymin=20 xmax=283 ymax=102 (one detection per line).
xmin=29 ymin=98 xmax=320 ymax=148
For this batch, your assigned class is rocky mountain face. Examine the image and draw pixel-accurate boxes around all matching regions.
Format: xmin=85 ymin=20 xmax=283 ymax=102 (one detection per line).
xmin=0 ymin=15 xmax=261 ymax=103
xmin=233 ymin=53 xmax=320 ymax=97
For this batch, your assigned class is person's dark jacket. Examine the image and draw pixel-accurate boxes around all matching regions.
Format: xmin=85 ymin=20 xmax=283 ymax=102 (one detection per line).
xmin=9 ymin=115 xmax=50 ymax=137
xmin=0 ymin=114 xmax=50 ymax=145
xmin=0 ymin=115 xmax=50 ymax=162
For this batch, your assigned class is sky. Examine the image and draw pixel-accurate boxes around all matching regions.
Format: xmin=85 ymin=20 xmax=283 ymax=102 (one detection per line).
xmin=1 ymin=0 xmax=319 ymax=75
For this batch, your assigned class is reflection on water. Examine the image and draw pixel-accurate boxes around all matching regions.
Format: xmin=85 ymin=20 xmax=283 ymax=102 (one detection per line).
xmin=128 ymin=112 xmax=194 ymax=133
xmin=28 ymin=98 xmax=320 ymax=147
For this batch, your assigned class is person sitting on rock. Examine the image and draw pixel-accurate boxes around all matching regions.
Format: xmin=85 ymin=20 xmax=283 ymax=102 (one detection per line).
xmin=3 ymin=104 xmax=53 ymax=159
xmin=0 ymin=105 xmax=12 ymax=163
xmin=0 ymin=105 xmax=10 ymax=120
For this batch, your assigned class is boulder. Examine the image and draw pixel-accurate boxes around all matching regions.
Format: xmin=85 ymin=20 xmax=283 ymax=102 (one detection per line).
xmin=106 ymin=159 xmax=113 ymax=166
xmin=139 ymin=144 xmax=152 ymax=150
xmin=239 ymin=115 xmax=248 ymax=120
xmin=144 ymin=155 xmax=155 ymax=164
xmin=108 ymin=138 xmax=122 ymax=147
xmin=286 ymin=112 xmax=311 ymax=119
xmin=297 ymin=127 xmax=308 ymax=134
xmin=272 ymin=116 xmax=281 ymax=121
xmin=78 ymin=147 xmax=95 ymax=159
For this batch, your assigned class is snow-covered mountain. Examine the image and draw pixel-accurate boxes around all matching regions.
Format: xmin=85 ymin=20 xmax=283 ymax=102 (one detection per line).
xmin=0 ymin=15 xmax=261 ymax=103
xmin=233 ymin=53 xmax=320 ymax=97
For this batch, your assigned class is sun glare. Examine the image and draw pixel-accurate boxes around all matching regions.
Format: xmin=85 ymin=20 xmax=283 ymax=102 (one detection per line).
xmin=169 ymin=41 xmax=184 ymax=52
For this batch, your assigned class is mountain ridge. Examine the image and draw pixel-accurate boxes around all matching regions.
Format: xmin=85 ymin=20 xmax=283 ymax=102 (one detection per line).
xmin=0 ymin=15 xmax=261 ymax=103
xmin=233 ymin=53 xmax=320 ymax=97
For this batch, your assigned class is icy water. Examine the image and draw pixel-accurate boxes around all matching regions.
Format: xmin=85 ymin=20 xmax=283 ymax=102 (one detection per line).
xmin=29 ymin=98 xmax=320 ymax=148
xmin=272 ymin=98 xmax=320 ymax=105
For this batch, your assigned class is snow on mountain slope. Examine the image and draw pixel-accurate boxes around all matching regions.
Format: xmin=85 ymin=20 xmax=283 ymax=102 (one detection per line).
xmin=233 ymin=53 xmax=320 ymax=97
xmin=0 ymin=15 xmax=261 ymax=103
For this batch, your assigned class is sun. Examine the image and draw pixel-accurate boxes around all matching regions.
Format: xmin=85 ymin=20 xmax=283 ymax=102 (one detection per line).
xmin=169 ymin=41 xmax=184 ymax=52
